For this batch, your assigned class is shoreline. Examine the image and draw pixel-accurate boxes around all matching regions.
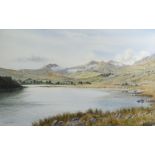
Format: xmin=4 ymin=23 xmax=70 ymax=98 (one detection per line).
xmin=24 ymin=83 xmax=155 ymax=104
xmin=23 ymin=83 xmax=155 ymax=101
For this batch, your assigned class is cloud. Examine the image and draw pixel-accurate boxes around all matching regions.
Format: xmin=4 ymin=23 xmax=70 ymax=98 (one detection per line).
xmin=16 ymin=56 xmax=49 ymax=63
xmin=116 ymin=49 xmax=152 ymax=65
xmin=0 ymin=29 xmax=155 ymax=69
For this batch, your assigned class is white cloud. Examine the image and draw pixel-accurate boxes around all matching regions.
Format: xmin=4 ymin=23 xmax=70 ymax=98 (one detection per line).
xmin=116 ymin=49 xmax=152 ymax=65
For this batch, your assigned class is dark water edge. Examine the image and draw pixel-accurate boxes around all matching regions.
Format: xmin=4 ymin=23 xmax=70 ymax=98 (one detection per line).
xmin=0 ymin=86 xmax=23 ymax=92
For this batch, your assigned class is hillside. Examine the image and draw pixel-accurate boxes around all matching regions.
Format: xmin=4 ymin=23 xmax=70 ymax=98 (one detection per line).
xmin=67 ymin=60 xmax=121 ymax=74
xmin=0 ymin=61 xmax=121 ymax=83
xmin=0 ymin=66 xmax=72 ymax=83
xmin=1 ymin=55 xmax=155 ymax=87
xmin=116 ymin=55 xmax=155 ymax=84
xmin=66 ymin=60 xmax=122 ymax=81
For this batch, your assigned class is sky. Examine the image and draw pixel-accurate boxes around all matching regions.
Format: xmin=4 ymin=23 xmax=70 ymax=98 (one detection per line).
xmin=0 ymin=29 xmax=155 ymax=69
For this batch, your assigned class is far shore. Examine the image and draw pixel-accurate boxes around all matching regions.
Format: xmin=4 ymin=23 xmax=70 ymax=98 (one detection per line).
xmin=23 ymin=83 xmax=155 ymax=102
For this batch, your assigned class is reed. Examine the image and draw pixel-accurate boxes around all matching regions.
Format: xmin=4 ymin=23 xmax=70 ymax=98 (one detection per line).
xmin=33 ymin=106 xmax=155 ymax=126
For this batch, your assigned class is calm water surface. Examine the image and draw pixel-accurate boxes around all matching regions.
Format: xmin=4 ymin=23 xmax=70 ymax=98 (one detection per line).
xmin=0 ymin=85 xmax=149 ymax=125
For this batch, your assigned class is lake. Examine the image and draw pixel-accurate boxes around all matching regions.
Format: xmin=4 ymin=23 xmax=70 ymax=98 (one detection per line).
xmin=0 ymin=85 xmax=150 ymax=125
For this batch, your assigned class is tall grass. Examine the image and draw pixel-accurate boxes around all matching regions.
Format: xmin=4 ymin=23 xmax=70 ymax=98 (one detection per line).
xmin=32 ymin=106 xmax=154 ymax=126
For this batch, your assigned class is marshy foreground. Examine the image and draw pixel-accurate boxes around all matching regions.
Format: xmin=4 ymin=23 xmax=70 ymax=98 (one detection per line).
xmin=33 ymin=105 xmax=155 ymax=126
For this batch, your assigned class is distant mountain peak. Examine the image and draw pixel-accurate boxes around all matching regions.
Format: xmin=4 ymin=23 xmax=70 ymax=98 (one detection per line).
xmin=44 ymin=64 xmax=59 ymax=68
xmin=42 ymin=63 xmax=63 ymax=72
xmin=87 ymin=60 xmax=99 ymax=65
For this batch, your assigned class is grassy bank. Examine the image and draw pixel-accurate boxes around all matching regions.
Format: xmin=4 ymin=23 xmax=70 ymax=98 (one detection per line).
xmin=139 ymin=83 xmax=155 ymax=99
xmin=33 ymin=105 xmax=155 ymax=126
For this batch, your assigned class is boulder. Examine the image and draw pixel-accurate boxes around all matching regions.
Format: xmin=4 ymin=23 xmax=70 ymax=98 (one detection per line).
xmin=89 ymin=118 xmax=97 ymax=123
xmin=56 ymin=121 xmax=64 ymax=126
xmin=137 ymin=99 xmax=144 ymax=103
xmin=51 ymin=120 xmax=58 ymax=126
xmin=71 ymin=117 xmax=79 ymax=122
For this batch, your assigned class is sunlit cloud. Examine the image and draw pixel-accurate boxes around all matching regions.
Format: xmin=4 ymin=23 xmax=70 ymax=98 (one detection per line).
xmin=116 ymin=49 xmax=152 ymax=65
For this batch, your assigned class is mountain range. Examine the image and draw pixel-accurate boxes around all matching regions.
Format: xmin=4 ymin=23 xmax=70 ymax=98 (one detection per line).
xmin=1 ymin=54 xmax=155 ymax=86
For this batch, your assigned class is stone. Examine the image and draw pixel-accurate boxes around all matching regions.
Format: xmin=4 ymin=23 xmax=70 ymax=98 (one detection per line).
xmin=66 ymin=117 xmax=85 ymax=126
xmin=56 ymin=121 xmax=64 ymax=126
xmin=129 ymin=90 xmax=143 ymax=96
xmin=71 ymin=117 xmax=79 ymax=122
xmin=137 ymin=99 xmax=144 ymax=103
xmin=89 ymin=118 xmax=97 ymax=123
xmin=51 ymin=120 xmax=58 ymax=126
